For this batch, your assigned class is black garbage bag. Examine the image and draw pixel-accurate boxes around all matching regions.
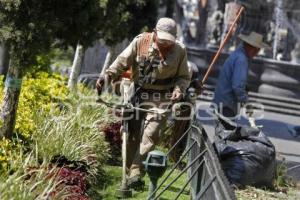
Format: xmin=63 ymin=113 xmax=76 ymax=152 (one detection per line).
xmin=214 ymin=115 xmax=276 ymax=188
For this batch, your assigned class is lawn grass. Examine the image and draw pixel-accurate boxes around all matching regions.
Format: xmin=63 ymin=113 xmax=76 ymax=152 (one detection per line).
xmin=100 ymin=166 xmax=300 ymax=200
xmin=101 ymin=165 xmax=190 ymax=200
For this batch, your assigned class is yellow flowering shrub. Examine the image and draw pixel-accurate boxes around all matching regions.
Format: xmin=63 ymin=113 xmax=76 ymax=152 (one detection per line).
xmin=0 ymin=138 xmax=23 ymax=173
xmin=0 ymin=72 xmax=69 ymax=172
xmin=0 ymin=72 xmax=69 ymax=139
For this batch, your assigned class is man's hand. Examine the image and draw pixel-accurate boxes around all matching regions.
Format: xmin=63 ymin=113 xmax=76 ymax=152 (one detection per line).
xmin=96 ymin=74 xmax=111 ymax=95
xmin=170 ymin=89 xmax=183 ymax=102
xmin=244 ymin=103 xmax=254 ymax=117
xmin=194 ymin=80 xmax=204 ymax=95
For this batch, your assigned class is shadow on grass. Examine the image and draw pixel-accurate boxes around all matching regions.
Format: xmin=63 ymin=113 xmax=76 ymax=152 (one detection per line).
xmin=160 ymin=185 xmax=190 ymax=195
xmin=101 ymin=165 xmax=191 ymax=200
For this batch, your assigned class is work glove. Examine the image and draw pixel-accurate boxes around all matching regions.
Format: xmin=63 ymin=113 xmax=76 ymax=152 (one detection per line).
xmin=190 ymin=78 xmax=203 ymax=95
xmin=170 ymin=89 xmax=183 ymax=102
xmin=96 ymin=74 xmax=111 ymax=95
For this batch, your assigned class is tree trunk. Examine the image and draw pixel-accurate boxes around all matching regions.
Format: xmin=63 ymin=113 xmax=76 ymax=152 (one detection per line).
xmin=68 ymin=43 xmax=84 ymax=91
xmin=0 ymin=65 xmax=22 ymax=139
xmin=0 ymin=43 xmax=10 ymax=77
xmin=101 ymin=46 xmax=116 ymax=92
xmin=101 ymin=46 xmax=116 ymax=76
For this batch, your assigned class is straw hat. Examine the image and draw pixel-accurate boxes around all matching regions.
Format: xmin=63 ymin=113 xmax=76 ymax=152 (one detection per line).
xmin=238 ymin=32 xmax=270 ymax=49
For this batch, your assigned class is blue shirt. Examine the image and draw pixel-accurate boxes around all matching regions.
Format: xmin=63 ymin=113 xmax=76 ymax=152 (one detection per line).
xmin=212 ymin=45 xmax=249 ymax=114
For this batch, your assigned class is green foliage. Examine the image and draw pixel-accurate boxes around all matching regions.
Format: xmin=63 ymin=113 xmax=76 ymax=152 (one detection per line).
xmin=0 ymin=74 xmax=116 ymax=199
xmin=33 ymin=54 xmax=52 ymax=73
xmin=127 ymin=0 xmax=160 ymax=35
xmin=275 ymin=160 xmax=294 ymax=188
xmin=50 ymin=47 xmax=74 ymax=70
xmin=0 ymin=0 xmax=104 ymax=71
xmin=0 ymin=152 xmax=69 ymax=200
xmin=0 ymin=0 xmax=159 ymax=70
xmin=0 ymin=72 xmax=69 ymax=139
xmin=0 ymin=138 xmax=23 ymax=173
xmin=0 ymin=0 xmax=159 ymax=140
xmin=32 ymin=97 xmax=110 ymax=169
xmin=0 ymin=72 xmax=68 ymax=174
xmin=0 ymin=0 xmax=108 ymax=139
xmin=0 ymin=71 xmax=121 ymax=180
xmin=99 ymin=0 xmax=159 ymax=46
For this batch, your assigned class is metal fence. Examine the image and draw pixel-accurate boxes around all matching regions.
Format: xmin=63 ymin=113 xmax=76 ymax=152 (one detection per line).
xmin=187 ymin=121 xmax=236 ymax=200
xmin=148 ymin=120 xmax=236 ymax=200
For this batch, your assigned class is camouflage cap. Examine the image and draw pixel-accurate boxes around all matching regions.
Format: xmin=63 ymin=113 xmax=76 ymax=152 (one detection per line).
xmin=156 ymin=17 xmax=177 ymax=42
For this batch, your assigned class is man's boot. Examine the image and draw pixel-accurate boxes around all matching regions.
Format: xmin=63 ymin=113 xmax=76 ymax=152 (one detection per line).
xmin=127 ymin=175 xmax=145 ymax=191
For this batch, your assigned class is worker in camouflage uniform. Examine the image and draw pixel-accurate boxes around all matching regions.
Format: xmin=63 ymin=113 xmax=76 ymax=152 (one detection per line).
xmin=96 ymin=17 xmax=192 ymax=189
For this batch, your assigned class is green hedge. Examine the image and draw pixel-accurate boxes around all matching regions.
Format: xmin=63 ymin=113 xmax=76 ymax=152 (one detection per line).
xmin=0 ymin=72 xmax=116 ymax=199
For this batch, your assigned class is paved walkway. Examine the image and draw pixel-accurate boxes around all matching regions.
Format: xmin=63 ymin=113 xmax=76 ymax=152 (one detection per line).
xmin=196 ymin=101 xmax=300 ymax=182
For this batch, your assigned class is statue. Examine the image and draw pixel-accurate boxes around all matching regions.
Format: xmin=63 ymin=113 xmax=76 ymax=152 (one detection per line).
xmin=207 ymin=10 xmax=223 ymax=48
xmin=291 ymin=42 xmax=300 ymax=64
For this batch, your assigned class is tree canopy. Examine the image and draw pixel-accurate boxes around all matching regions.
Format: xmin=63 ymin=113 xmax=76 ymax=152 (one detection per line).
xmin=98 ymin=0 xmax=159 ymax=47
xmin=0 ymin=0 xmax=103 ymax=70
xmin=0 ymin=0 xmax=107 ymax=138
xmin=0 ymin=0 xmax=159 ymax=69
xmin=0 ymin=0 xmax=160 ymax=138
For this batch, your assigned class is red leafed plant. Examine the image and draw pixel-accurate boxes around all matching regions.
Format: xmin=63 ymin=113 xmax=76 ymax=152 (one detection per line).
xmin=49 ymin=166 xmax=89 ymax=200
xmin=101 ymin=121 xmax=122 ymax=165
xmin=27 ymin=156 xmax=91 ymax=200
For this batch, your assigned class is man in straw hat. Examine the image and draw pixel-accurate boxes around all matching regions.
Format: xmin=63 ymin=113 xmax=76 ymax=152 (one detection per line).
xmin=96 ymin=17 xmax=191 ymax=190
xmin=212 ymin=31 xmax=270 ymax=120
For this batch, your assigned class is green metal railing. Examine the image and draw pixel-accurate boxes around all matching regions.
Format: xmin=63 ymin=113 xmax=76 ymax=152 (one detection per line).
xmin=148 ymin=120 xmax=236 ymax=200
